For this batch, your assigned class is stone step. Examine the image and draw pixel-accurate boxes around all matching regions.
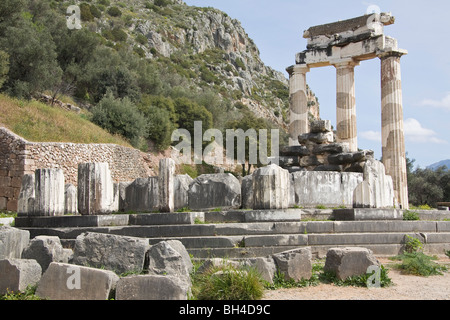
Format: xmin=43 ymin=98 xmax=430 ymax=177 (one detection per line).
xmin=22 ymin=220 xmax=450 ymax=239
xmin=142 ymin=232 xmax=450 ymax=250
xmin=15 ymin=209 xmax=303 ymax=229
xmin=188 ymin=242 xmax=450 ymax=259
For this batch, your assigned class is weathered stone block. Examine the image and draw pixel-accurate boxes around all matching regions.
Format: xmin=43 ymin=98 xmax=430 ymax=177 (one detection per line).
xmin=21 ymin=236 xmax=70 ymax=273
xmin=253 ymin=164 xmax=290 ymax=210
xmin=115 ymin=275 xmax=189 ymax=300
xmin=188 ymin=173 xmax=241 ymax=210
xmin=299 ymin=155 xmax=321 ymax=167
xmin=242 ymin=256 xmax=277 ymax=284
xmin=72 ymin=232 xmax=150 ymax=274
xmin=0 ymin=226 xmax=30 ymax=259
xmin=34 ymin=168 xmax=65 ymax=217
xmin=147 ymin=241 xmax=191 ymax=284
xmin=280 ymin=145 xmax=310 ymax=157
xmin=299 ymin=132 xmax=334 ymax=145
xmin=123 ymin=177 xmax=159 ymax=213
xmin=362 ymin=159 xmax=395 ymax=208
xmin=77 ymin=163 xmax=118 ymax=215
xmin=64 ymin=184 xmax=77 ymax=215
xmin=174 ymin=175 xmax=193 ymax=211
xmin=353 ymin=181 xmax=373 ymax=208
xmin=272 ymin=247 xmax=312 ymax=281
xmin=310 ymin=120 xmax=332 ymax=133
xmin=324 ymin=247 xmax=380 ymax=280
xmin=291 ymin=171 xmax=363 ymax=208
xmin=313 ymin=143 xmax=350 ymax=155
xmin=36 ymin=262 xmax=119 ymax=300
xmin=0 ymin=259 xmax=42 ymax=295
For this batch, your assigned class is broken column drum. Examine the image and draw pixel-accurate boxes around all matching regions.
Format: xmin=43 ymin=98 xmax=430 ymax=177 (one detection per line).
xmin=77 ymin=163 xmax=117 ymax=215
xmin=288 ymin=13 xmax=409 ymax=208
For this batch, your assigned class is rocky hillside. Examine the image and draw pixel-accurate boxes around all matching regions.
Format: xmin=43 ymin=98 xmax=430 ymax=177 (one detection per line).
xmin=79 ymin=0 xmax=320 ymax=129
xmin=0 ymin=0 xmax=320 ymax=152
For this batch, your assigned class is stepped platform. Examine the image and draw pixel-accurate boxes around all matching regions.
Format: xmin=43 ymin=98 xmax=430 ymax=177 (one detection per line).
xmin=16 ymin=209 xmax=450 ymax=259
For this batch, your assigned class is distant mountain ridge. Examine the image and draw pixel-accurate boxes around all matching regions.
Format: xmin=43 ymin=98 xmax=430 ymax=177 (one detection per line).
xmin=427 ymin=159 xmax=450 ymax=171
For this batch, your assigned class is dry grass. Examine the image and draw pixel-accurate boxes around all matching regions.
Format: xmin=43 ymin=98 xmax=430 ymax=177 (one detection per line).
xmin=0 ymin=94 xmax=132 ymax=147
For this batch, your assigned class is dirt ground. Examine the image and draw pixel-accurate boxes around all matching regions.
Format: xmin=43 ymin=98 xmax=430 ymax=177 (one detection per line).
xmin=262 ymin=257 xmax=450 ymax=300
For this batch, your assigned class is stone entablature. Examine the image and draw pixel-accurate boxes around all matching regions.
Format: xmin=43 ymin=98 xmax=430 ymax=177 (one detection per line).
xmin=287 ymin=12 xmax=409 ymax=209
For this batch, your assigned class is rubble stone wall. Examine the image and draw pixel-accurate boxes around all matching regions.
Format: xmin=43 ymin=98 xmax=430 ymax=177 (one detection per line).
xmin=0 ymin=127 xmax=152 ymax=211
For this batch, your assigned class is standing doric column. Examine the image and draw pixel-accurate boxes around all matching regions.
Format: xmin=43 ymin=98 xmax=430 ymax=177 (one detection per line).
xmin=379 ymin=50 xmax=409 ymax=209
xmin=333 ymin=59 xmax=360 ymax=152
xmin=287 ymin=64 xmax=310 ymax=146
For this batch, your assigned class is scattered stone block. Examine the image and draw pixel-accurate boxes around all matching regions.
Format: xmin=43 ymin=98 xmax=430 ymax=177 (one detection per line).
xmin=310 ymin=120 xmax=332 ymax=133
xmin=165 ymin=240 xmax=194 ymax=273
xmin=77 ymin=163 xmax=118 ymax=215
xmin=242 ymin=256 xmax=277 ymax=284
xmin=188 ymin=173 xmax=241 ymax=210
xmin=159 ymin=158 xmax=176 ymax=213
xmin=280 ymin=145 xmax=310 ymax=157
xmin=147 ymin=241 xmax=191 ymax=284
xmin=34 ymin=168 xmax=65 ymax=216
xmin=272 ymin=247 xmax=312 ymax=281
xmin=36 ymin=262 xmax=119 ymax=300
xmin=0 ymin=226 xmax=30 ymax=259
xmin=323 ymin=247 xmax=380 ymax=280
xmin=21 ymin=236 xmax=70 ymax=273
xmin=116 ymin=275 xmax=189 ymax=300
xmin=72 ymin=232 xmax=150 ymax=274
xmin=0 ymin=259 xmax=42 ymax=295
xmin=64 ymin=184 xmax=77 ymax=215
xmin=312 ymin=143 xmax=349 ymax=155
xmin=252 ymin=164 xmax=290 ymax=210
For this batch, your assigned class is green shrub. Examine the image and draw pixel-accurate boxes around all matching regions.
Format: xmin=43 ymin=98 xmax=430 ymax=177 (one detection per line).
xmin=91 ymin=90 xmax=147 ymax=148
xmin=191 ymin=263 xmax=265 ymax=300
xmin=403 ymin=210 xmax=420 ymax=221
xmin=390 ymin=252 xmax=448 ymax=276
xmin=107 ymin=6 xmax=122 ymax=17
xmin=111 ymin=27 xmax=127 ymax=42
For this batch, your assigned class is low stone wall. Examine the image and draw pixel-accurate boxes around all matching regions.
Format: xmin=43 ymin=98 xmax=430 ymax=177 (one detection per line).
xmin=0 ymin=127 xmax=152 ymax=212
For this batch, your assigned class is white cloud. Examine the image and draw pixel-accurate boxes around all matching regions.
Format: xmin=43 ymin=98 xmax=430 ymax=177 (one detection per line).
xmin=360 ymin=130 xmax=382 ymax=142
xmin=418 ymin=92 xmax=450 ymax=110
xmin=404 ymin=118 xmax=447 ymax=144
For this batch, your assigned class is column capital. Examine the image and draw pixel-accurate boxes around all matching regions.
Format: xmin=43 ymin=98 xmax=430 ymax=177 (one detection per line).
xmin=331 ymin=58 xmax=360 ymax=69
xmin=377 ymin=48 xmax=408 ymax=59
xmin=286 ymin=64 xmax=310 ymax=76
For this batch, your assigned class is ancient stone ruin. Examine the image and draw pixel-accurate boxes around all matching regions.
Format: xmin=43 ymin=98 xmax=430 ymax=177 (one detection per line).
xmin=287 ymin=12 xmax=409 ymax=209
xmin=2 ymin=13 xmax=450 ymax=301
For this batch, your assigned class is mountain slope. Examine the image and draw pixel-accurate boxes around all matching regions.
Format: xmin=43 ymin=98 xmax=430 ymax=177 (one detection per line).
xmin=78 ymin=0 xmax=320 ymax=129
xmin=428 ymin=160 xmax=450 ymax=171
xmin=0 ymin=0 xmax=320 ymax=150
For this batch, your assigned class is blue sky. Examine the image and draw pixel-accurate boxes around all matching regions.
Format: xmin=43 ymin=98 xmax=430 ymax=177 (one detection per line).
xmin=184 ymin=0 xmax=450 ymax=169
